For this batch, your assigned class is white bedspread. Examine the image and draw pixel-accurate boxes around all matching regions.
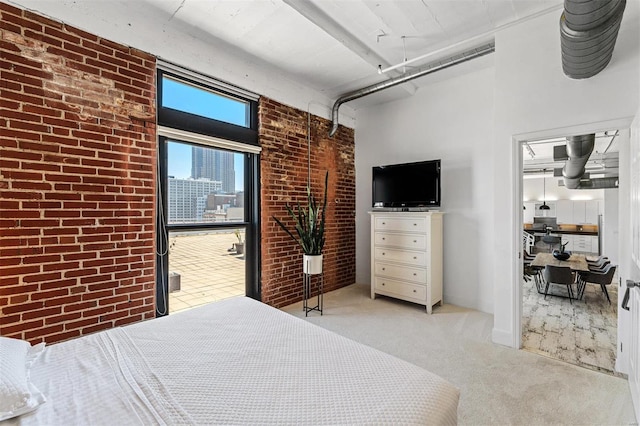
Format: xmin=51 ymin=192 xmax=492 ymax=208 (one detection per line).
xmin=10 ymin=297 xmax=459 ymax=425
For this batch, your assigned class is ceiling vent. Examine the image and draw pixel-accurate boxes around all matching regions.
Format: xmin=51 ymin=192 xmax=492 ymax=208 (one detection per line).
xmin=560 ymin=0 xmax=626 ymax=79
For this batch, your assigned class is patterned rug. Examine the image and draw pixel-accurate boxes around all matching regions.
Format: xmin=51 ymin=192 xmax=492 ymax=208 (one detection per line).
xmin=521 ymin=273 xmax=619 ymax=375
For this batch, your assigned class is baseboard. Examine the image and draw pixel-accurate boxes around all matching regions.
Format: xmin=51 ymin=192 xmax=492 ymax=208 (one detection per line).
xmin=492 ymin=327 xmax=515 ymax=347
xmin=444 ymin=295 xmax=493 ymax=315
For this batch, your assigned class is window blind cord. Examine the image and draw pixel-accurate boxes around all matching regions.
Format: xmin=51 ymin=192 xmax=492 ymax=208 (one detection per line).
xmin=155 ymin=149 xmax=169 ymax=316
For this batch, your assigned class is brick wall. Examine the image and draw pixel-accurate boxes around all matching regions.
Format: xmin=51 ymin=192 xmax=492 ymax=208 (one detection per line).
xmin=0 ymin=3 xmax=356 ymax=342
xmin=0 ymin=3 xmax=157 ymax=344
xmin=260 ymin=98 xmax=356 ymax=308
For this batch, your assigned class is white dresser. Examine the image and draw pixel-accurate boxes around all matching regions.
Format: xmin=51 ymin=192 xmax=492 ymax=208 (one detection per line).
xmin=369 ymin=211 xmax=444 ymax=313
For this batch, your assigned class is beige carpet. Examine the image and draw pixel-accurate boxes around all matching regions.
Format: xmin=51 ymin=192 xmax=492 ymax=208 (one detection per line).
xmin=281 ymin=283 xmax=636 ymax=425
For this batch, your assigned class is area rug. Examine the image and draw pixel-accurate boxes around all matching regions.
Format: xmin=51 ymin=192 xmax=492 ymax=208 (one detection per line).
xmin=521 ymin=274 xmax=619 ymax=375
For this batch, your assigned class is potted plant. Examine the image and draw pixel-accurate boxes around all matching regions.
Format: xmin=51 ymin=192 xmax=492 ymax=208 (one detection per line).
xmin=273 ymin=171 xmax=328 ymax=275
xmin=234 ymin=229 xmax=245 ymax=255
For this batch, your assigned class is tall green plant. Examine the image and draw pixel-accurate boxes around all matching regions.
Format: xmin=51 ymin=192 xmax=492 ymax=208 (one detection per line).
xmin=273 ymin=171 xmax=328 ymax=255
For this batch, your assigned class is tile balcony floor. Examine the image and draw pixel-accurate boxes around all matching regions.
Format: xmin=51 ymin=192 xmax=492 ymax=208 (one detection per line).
xmin=167 ymin=231 xmax=245 ymax=314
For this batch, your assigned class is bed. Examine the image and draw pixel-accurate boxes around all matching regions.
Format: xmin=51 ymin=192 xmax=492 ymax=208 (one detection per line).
xmin=1 ymin=297 xmax=459 ymax=425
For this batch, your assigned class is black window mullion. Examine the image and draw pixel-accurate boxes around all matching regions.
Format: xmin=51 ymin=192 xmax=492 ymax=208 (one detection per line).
xmin=156 ymin=136 xmax=170 ymax=316
xmin=158 ymin=108 xmax=258 ymax=146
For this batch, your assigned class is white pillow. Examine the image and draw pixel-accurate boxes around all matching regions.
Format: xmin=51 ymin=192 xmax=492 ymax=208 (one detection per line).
xmin=0 ymin=337 xmax=46 ymax=421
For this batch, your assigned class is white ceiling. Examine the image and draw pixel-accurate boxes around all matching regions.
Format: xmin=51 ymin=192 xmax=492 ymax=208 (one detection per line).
xmin=12 ymin=0 xmax=564 ymax=109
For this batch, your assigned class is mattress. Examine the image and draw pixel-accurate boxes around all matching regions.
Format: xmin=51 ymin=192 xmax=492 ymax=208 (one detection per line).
xmin=9 ymin=297 xmax=459 ymax=425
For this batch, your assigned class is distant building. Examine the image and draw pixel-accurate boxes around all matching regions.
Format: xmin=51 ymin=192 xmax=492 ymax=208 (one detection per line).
xmin=206 ymin=194 xmax=237 ymax=210
xmin=168 ymin=177 xmax=222 ymax=223
xmin=191 ymin=146 xmax=235 ymax=193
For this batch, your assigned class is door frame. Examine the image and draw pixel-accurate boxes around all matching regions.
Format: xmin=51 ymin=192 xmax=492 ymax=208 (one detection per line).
xmin=511 ymin=117 xmax=634 ymax=359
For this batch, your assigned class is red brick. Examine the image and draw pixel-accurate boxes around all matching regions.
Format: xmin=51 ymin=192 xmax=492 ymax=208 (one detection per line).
xmin=0 ymin=319 xmax=44 ymax=336
xmin=22 ymin=306 xmax=63 ymax=320
xmin=2 ymin=301 xmax=45 ymax=315
xmin=25 ymin=324 xmax=64 ymax=341
xmin=1 ymin=0 xmax=158 ymax=338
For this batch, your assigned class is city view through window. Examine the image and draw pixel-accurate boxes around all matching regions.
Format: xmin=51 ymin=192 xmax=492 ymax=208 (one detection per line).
xmin=167 ymin=142 xmax=246 ymax=313
xmin=167 ymin=141 xmax=245 ymax=224
xmin=161 ymin=74 xmax=253 ymax=314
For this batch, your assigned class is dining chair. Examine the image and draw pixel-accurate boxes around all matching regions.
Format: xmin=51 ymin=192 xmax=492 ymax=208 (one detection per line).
xmin=523 ymin=250 xmax=544 ymax=288
xmin=543 ymin=264 xmax=576 ymax=303
xmin=586 ymin=255 xmax=608 ymax=266
xmin=578 ymin=264 xmax=617 ymax=304
xmin=588 ymin=259 xmax=611 ymax=273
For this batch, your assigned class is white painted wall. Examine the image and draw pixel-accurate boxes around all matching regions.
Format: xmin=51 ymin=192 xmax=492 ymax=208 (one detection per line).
xmin=492 ymin=4 xmax=640 ymax=346
xmin=355 ymin=58 xmax=496 ymax=313
xmin=604 ymin=189 xmax=620 ymax=264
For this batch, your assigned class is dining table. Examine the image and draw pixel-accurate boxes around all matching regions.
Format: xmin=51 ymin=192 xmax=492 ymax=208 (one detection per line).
xmin=529 ymin=252 xmax=589 ymax=298
xmin=530 ymin=252 xmax=590 ymax=272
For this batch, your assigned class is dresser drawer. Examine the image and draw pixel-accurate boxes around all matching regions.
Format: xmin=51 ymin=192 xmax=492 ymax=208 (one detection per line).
xmin=375 ymin=216 xmax=427 ymax=233
xmin=374 ymin=232 xmax=427 ymax=250
xmin=374 ymin=262 xmax=427 ymax=284
xmin=374 ymin=247 xmax=427 ymax=266
xmin=374 ymin=277 xmax=427 ymax=300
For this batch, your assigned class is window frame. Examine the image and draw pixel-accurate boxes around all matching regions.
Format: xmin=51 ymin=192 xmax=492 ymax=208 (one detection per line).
xmin=155 ymin=64 xmax=261 ymax=316
xmin=157 ymin=68 xmax=259 ymax=147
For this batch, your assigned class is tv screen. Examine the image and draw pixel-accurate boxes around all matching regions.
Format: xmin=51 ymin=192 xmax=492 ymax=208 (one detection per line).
xmin=372 ymin=159 xmax=441 ymax=208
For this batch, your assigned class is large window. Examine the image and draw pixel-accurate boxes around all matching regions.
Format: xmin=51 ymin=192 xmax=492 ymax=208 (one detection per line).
xmin=156 ymin=63 xmax=260 ymax=316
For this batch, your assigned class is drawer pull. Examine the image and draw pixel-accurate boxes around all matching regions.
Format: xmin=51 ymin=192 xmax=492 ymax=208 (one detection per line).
xmin=413 ymin=256 xmax=417 ymax=260
xmin=382 ymin=252 xmax=386 ymax=256
xmin=413 ymin=273 xmax=417 ymax=276
xmin=382 ymin=237 xmax=386 ymax=240
xmin=413 ymin=240 xmax=417 ymax=243
xmin=382 ymin=267 xmax=386 ymax=271
xmin=382 ymin=282 xmax=386 ymax=286
xmin=413 ymin=223 xmax=417 ymax=226
xmin=382 ymin=222 xmax=386 ymax=225
xmin=413 ymin=289 xmax=417 ymax=293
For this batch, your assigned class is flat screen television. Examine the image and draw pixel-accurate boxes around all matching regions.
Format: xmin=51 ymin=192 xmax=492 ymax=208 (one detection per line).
xmin=372 ymin=159 xmax=441 ymax=208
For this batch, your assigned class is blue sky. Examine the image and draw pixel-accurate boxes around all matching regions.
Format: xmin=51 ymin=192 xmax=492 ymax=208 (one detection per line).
xmin=164 ymin=76 xmax=247 ymax=189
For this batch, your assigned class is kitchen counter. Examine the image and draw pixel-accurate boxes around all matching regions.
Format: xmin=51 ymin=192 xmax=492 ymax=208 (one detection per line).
xmin=523 ymin=223 xmax=598 ymax=236
xmin=525 ymin=229 xmax=598 ymax=236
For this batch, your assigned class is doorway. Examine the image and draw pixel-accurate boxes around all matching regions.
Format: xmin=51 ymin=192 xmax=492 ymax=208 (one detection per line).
xmin=518 ymin=127 xmax=624 ymax=375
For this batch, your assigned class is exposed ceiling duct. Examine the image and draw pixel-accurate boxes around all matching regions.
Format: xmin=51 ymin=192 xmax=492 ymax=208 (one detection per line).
xmin=560 ymin=0 xmax=626 ymax=79
xmin=328 ymin=43 xmax=495 ymax=137
xmin=576 ymin=176 xmax=619 ymax=189
xmin=559 ymin=176 xmax=619 ymax=189
xmin=563 ymin=134 xmax=595 ymax=189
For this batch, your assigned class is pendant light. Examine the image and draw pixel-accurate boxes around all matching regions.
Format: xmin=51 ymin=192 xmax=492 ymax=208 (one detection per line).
xmin=539 ymin=170 xmax=551 ymax=210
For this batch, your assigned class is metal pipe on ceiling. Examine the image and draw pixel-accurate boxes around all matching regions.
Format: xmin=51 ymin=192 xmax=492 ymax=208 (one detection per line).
xmin=328 ymin=42 xmax=495 ymax=137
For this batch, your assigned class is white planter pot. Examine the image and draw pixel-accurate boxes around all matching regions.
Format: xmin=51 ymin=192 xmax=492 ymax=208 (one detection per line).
xmin=303 ymin=254 xmax=323 ymax=275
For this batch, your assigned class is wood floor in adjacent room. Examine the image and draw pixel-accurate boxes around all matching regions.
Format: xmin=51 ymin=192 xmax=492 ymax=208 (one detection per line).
xmin=281 ymin=283 xmax=635 ymax=425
